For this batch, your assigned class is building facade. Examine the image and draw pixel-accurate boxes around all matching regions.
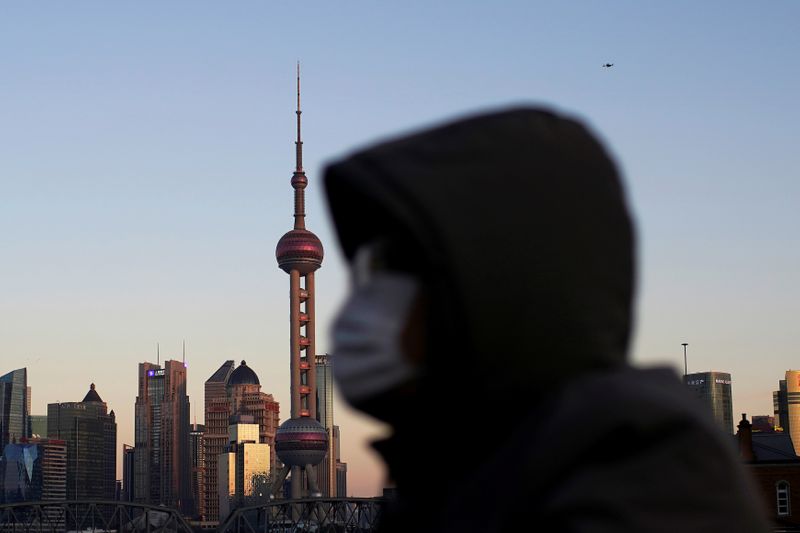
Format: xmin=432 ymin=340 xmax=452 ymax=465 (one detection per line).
xmin=121 ymin=444 xmax=135 ymax=502
xmin=203 ymin=360 xmax=234 ymax=521
xmin=0 ymin=438 xmax=67 ymax=507
xmin=189 ymin=423 xmax=205 ymax=519
xmin=0 ymin=368 xmax=28 ymax=449
xmin=218 ymin=417 xmax=270 ymax=521
xmin=738 ymin=414 xmax=800 ymax=528
xmin=774 ymin=379 xmax=789 ymax=432
xmin=315 ymin=354 xmax=337 ymax=497
xmin=203 ymin=360 xmax=279 ymax=522
xmin=134 ymin=360 xmax=191 ymax=513
xmin=684 ymin=371 xmax=734 ymax=434
xmin=752 ymin=415 xmax=776 ymax=433
xmin=47 ymin=383 xmax=116 ymax=501
xmin=29 ymin=415 xmax=47 ymax=439
xmin=784 ymin=370 xmax=800 ymax=456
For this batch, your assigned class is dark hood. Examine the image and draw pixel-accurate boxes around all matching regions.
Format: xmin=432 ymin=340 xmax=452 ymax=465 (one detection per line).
xmin=324 ymin=107 xmax=635 ymax=415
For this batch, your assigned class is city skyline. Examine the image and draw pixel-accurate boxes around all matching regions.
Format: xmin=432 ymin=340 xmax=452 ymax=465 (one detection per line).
xmin=3 ymin=2 xmax=800 ymax=498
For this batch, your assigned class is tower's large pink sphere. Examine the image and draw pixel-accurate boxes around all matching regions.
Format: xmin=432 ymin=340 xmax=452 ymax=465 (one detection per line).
xmin=275 ymin=417 xmax=328 ymax=467
xmin=276 ymin=229 xmax=324 ymax=274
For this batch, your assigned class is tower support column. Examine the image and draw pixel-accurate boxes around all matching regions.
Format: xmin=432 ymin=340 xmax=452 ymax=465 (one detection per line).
xmin=306 ymin=271 xmax=317 ymax=420
xmin=290 ymin=270 xmax=301 ymax=418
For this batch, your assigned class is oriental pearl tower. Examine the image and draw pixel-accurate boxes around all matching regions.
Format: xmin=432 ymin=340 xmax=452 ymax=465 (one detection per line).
xmin=271 ymin=65 xmax=328 ymax=499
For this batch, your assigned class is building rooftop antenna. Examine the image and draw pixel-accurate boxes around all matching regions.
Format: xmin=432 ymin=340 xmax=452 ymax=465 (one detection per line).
xmin=682 ymin=343 xmax=689 ymax=377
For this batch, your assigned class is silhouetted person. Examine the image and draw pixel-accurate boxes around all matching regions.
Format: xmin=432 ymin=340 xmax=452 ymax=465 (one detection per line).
xmin=323 ymin=108 xmax=769 ymax=532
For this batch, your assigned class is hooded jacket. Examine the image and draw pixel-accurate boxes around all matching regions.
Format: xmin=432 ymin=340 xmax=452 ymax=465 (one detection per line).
xmin=324 ymin=108 xmax=769 ymax=532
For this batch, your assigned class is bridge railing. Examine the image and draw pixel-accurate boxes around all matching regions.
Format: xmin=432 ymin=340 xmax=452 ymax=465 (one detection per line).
xmin=0 ymin=500 xmax=194 ymax=533
xmin=0 ymin=499 xmax=385 ymax=533
xmin=218 ymin=498 xmax=385 ymax=533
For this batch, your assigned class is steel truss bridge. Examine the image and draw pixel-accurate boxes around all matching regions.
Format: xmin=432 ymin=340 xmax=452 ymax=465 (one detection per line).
xmin=0 ymin=499 xmax=383 ymax=533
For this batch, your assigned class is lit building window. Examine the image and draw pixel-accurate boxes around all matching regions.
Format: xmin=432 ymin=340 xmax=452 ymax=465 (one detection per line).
xmin=777 ymin=481 xmax=791 ymax=516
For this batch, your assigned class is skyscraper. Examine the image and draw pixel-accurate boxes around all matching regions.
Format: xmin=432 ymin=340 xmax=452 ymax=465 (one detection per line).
xmin=203 ymin=360 xmax=279 ymax=521
xmin=29 ymin=415 xmax=47 ymax=439
xmin=784 ymin=371 xmax=800 ymax=455
xmin=0 ymin=438 xmax=66 ymax=507
xmin=315 ymin=354 xmax=336 ymax=497
xmin=25 ymin=386 xmax=31 ymax=436
xmin=774 ymin=379 xmax=789 ymax=432
xmin=47 ymin=383 xmax=117 ymax=501
xmin=227 ymin=362 xmax=280 ymax=466
xmin=272 ymin=65 xmax=328 ymax=499
xmin=189 ymin=423 xmax=205 ymax=519
xmin=0 ymin=368 xmax=28 ymax=449
xmin=203 ymin=360 xmax=234 ymax=521
xmin=684 ymin=371 xmax=734 ymax=434
xmin=121 ymin=444 xmax=135 ymax=502
xmin=333 ymin=425 xmax=347 ymax=498
xmin=134 ymin=360 xmax=191 ymax=513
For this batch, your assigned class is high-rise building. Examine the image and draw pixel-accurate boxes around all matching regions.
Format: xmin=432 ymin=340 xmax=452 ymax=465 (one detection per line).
xmin=0 ymin=438 xmax=67 ymax=508
xmin=29 ymin=415 xmax=47 ymax=438
xmin=336 ymin=461 xmax=348 ymax=498
xmin=684 ymin=371 xmax=734 ymax=434
xmin=121 ymin=444 xmax=135 ymax=502
xmin=315 ymin=354 xmax=336 ymax=497
xmin=134 ymin=360 xmax=191 ymax=513
xmin=202 ymin=360 xmax=279 ymax=521
xmin=189 ymin=423 xmax=205 ymax=519
xmin=333 ymin=425 xmax=347 ymax=497
xmin=47 ymin=383 xmax=117 ymax=501
xmin=272 ymin=65 xmax=329 ymax=499
xmin=784 ymin=370 xmax=800 ymax=455
xmin=25 ymin=386 xmax=31 ymax=435
xmin=774 ymin=379 xmax=789 ymax=432
xmin=0 ymin=368 xmax=28 ymax=449
xmin=217 ymin=416 xmax=270 ymax=521
xmin=203 ymin=360 xmax=234 ymax=521
xmin=227 ymin=362 xmax=280 ymax=469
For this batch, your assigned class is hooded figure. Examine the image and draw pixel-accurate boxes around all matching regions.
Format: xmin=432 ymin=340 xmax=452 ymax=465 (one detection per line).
xmin=324 ymin=108 xmax=769 ymax=532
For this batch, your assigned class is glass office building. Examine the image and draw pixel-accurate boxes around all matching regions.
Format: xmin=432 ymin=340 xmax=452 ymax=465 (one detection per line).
xmin=0 ymin=368 xmax=28 ymax=450
xmin=189 ymin=423 xmax=205 ymax=519
xmin=47 ymin=384 xmax=117 ymax=501
xmin=0 ymin=439 xmax=66 ymax=505
xmin=315 ymin=354 xmax=336 ymax=497
xmin=773 ymin=379 xmax=789 ymax=432
xmin=684 ymin=371 xmax=734 ymax=434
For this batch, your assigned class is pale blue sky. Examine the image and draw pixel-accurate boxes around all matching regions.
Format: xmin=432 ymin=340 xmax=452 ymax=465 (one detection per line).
xmin=2 ymin=2 xmax=799 ymax=496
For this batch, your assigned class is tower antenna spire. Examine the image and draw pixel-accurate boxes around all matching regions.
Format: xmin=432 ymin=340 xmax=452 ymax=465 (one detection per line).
xmin=182 ymin=339 xmax=186 ymax=365
xmin=291 ymin=61 xmax=308 ymax=230
xmin=157 ymin=342 xmax=160 ymax=366
xmin=295 ymin=61 xmax=302 ymax=173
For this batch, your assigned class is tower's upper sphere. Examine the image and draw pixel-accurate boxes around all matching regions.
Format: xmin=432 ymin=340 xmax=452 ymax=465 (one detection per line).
xmin=291 ymin=171 xmax=308 ymax=189
xmin=275 ymin=417 xmax=328 ymax=467
xmin=276 ymin=229 xmax=324 ymax=274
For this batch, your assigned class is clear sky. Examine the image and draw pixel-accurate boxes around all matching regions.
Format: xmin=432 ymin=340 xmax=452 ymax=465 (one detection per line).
xmin=2 ymin=1 xmax=799 ymax=497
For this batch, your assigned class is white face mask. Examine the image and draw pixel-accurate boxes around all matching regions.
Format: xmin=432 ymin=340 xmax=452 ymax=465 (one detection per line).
xmin=331 ymin=271 xmax=420 ymax=405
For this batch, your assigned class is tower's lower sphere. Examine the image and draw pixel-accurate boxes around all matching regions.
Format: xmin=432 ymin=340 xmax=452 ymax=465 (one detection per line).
xmin=275 ymin=417 xmax=328 ymax=467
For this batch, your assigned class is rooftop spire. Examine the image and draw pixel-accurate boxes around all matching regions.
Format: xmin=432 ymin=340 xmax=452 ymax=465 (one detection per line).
xmin=291 ymin=62 xmax=308 ymax=230
xmin=295 ymin=61 xmax=303 ymax=173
